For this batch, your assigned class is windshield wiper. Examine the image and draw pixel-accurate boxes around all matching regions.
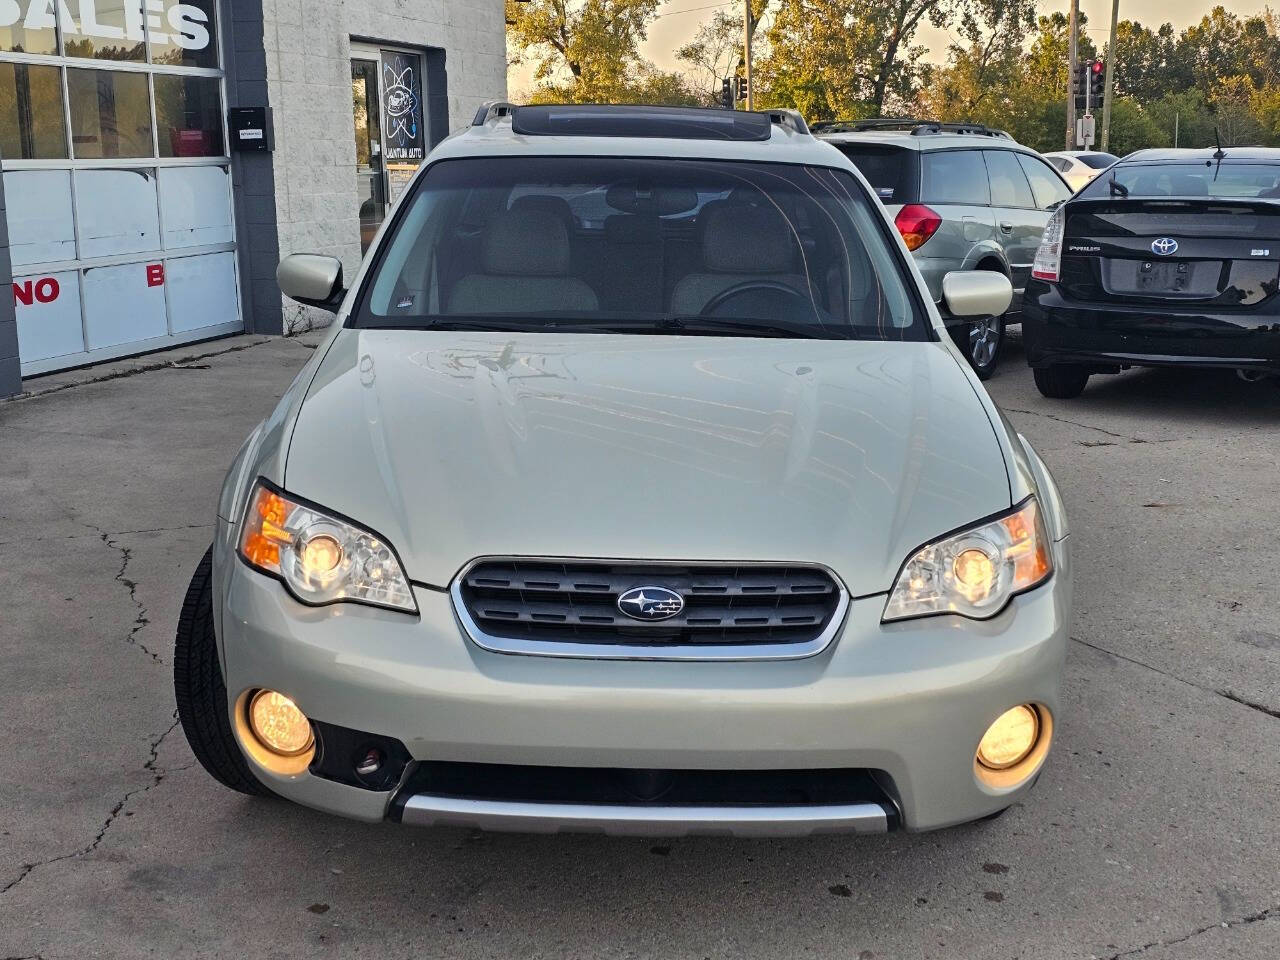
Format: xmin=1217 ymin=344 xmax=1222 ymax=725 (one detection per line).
xmin=651 ymin=316 xmax=847 ymax=339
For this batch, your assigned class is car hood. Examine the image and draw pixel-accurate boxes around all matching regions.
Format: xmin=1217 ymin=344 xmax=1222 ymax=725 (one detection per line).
xmin=285 ymin=330 xmax=1011 ymax=594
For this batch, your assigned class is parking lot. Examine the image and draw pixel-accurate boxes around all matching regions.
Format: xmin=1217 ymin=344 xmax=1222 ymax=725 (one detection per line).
xmin=1 ymin=330 xmax=1277 ymax=960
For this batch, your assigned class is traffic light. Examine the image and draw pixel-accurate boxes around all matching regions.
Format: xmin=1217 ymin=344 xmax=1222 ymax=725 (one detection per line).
xmin=736 ymin=76 xmax=748 ymax=102
xmin=1089 ymin=59 xmax=1105 ymax=105
xmin=721 ymin=78 xmax=733 ymax=109
xmin=1072 ymin=62 xmax=1089 ymax=112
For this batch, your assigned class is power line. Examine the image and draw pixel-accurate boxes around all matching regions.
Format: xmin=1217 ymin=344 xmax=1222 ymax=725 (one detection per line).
xmin=653 ymin=1 xmax=736 ymax=20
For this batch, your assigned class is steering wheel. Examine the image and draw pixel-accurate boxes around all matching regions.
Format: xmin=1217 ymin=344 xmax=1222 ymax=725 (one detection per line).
xmin=701 ymin=280 xmax=812 ymax=319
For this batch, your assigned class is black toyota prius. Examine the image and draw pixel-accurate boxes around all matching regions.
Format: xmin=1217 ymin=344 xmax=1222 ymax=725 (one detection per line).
xmin=1022 ymin=147 xmax=1280 ymax=397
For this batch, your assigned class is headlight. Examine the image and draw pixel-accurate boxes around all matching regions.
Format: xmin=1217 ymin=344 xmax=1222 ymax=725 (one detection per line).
xmin=238 ymin=481 xmax=417 ymax=613
xmin=883 ymin=498 xmax=1052 ymax=622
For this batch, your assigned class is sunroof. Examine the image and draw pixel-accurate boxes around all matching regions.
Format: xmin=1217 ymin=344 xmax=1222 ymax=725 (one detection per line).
xmin=510 ymin=105 xmax=774 ymax=142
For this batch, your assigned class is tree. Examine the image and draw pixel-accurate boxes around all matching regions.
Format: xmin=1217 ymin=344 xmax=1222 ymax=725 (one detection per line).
xmin=1105 ymin=97 xmax=1165 ymax=154
xmin=1110 ymin=21 xmax=1182 ymax=102
xmin=507 ymin=0 xmax=692 ymax=103
xmin=676 ymin=10 xmax=746 ymax=106
xmin=917 ymin=0 xmax=1037 ymax=119
xmin=1144 ymin=89 xmax=1216 ymax=148
xmin=1212 ymin=76 xmax=1264 ymax=146
xmin=758 ymin=0 xmax=956 ymax=119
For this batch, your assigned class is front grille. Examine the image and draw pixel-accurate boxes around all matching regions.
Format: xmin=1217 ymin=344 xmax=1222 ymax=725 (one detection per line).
xmin=454 ymin=559 xmax=845 ymax=655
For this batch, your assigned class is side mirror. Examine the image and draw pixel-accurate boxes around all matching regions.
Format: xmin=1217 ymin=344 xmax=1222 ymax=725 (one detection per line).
xmin=277 ymin=254 xmax=345 ymax=312
xmin=942 ymin=270 xmax=1012 ymax=318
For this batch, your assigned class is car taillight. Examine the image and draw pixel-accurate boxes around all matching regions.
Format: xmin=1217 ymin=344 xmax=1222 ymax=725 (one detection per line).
xmin=1032 ymin=207 xmax=1064 ymax=282
xmin=894 ymin=204 xmax=943 ymax=251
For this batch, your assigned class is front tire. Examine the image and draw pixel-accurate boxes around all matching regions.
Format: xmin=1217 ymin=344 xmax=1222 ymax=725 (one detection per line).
xmin=951 ymin=312 xmax=1005 ymax=381
xmin=174 ymin=547 xmax=271 ymax=796
xmin=1033 ymin=365 xmax=1090 ymax=399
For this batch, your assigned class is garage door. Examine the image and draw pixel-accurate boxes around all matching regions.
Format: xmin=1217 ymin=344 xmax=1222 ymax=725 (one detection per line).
xmin=2 ymin=0 xmax=242 ymax=376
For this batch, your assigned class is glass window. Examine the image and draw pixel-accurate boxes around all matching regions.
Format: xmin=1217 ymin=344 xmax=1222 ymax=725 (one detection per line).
xmin=1078 ymin=152 xmax=1120 ymax=170
xmin=64 ymin=0 xmax=147 ymax=61
xmin=1017 ymin=154 xmax=1072 ymax=209
xmin=833 ymin=144 xmax=918 ymax=203
xmin=356 ymin=157 xmax=926 ymax=341
xmin=149 ymin=0 xmax=218 ymax=68
xmin=0 ymin=62 xmax=69 ymax=160
xmin=984 ymin=150 xmax=1036 ymax=208
xmin=921 ymin=150 xmax=990 ymax=205
xmin=67 ymin=67 xmax=153 ymax=158
xmin=2 ymin=4 xmax=59 ymax=54
xmin=155 ymin=74 xmax=224 ymax=156
xmin=1079 ymin=162 xmax=1280 ymax=200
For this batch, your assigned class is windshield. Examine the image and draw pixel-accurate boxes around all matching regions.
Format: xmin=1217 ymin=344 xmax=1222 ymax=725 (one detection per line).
xmin=353 ymin=156 xmax=926 ymax=341
xmin=1079 ymin=161 xmax=1280 ymax=199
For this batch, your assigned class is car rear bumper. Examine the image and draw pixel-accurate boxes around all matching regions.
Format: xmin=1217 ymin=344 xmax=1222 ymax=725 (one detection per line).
xmin=214 ymin=528 xmax=1072 ymax=834
xmin=1023 ymin=282 xmax=1280 ymax=371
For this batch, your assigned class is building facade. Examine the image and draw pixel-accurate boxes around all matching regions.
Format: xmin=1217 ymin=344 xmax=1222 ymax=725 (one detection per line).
xmin=0 ymin=0 xmax=507 ymax=396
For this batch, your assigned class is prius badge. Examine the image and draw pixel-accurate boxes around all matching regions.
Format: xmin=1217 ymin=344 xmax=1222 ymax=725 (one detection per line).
xmin=1151 ymin=237 xmax=1179 ymax=256
xmin=617 ymin=586 xmax=685 ymax=621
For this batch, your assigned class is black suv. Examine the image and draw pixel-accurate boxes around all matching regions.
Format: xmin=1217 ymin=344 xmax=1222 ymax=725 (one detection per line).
xmin=1023 ymin=147 xmax=1280 ymax=397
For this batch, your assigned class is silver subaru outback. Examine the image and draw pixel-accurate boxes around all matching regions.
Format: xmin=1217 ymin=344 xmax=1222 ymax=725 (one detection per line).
xmin=815 ymin=120 xmax=1074 ymax=379
xmin=175 ymin=104 xmax=1071 ymax=837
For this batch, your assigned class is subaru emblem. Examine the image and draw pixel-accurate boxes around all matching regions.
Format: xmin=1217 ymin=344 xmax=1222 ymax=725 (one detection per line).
xmin=1151 ymin=237 xmax=1179 ymax=256
xmin=617 ymin=586 xmax=685 ymax=622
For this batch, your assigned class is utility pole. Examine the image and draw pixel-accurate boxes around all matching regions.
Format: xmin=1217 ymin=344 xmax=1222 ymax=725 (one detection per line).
xmin=1101 ymin=0 xmax=1119 ymax=151
xmin=743 ymin=0 xmax=754 ymax=110
xmin=1066 ymin=0 xmax=1079 ymax=150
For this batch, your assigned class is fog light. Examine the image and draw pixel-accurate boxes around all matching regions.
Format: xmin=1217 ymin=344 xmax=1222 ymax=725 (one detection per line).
xmin=248 ymin=690 xmax=314 ymax=756
xmin=977 ymin=705 xmax=1039 ymax=770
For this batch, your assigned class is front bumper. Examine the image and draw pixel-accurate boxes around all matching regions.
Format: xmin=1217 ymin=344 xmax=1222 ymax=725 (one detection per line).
xmin=1023 ymin=282 xmax=1280 ymax=372
xmin=214 ymin=529 xmax=1072 ymax=834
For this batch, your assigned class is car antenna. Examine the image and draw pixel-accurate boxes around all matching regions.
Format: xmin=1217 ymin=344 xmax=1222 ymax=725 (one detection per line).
xmin=1212 ymin=127 xmax=1226 ymax=161
xmin=1108 ymin=174 xmax=1129 ymax=198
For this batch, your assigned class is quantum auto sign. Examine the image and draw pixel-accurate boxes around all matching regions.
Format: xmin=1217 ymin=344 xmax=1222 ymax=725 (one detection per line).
xmin=0 ymin=0 xmax=210 ymax=50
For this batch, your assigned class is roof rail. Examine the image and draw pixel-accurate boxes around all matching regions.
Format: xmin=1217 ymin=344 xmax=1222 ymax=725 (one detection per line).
xmin=766 ymin=109 xmax=810 ymax=135
xmin=812 ymin=117 xmax=1012 ymax=139
xmin=472 ymin=100 xmax=517 ymax=126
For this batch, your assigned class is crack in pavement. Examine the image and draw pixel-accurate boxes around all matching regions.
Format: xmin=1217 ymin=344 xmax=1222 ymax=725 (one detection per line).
xmin=1097 ymin=904 xmax=1277 ymax=958
xmin=97 ymin=531 xmax=162 ymax=665
xmin=0 ymin=523 xmax=214 ymax=548
xmin=1 ymin=716 xmax=181 ymax=897
xmin=1071 ymin=636 xmax=1279 ymax=721
xmin=0 ymin=337 xmax=274 ymax=405
xmin=1217 ymin=689 xmax=1280 ymax=720
xmin=1002 ymin=406 xmax=1161 ymax=444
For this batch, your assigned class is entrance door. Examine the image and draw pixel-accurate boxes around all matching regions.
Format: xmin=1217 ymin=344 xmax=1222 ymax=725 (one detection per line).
xmin=350 ymin=45 xmax=428 ymax=254
xmin=351 ymin=58 xmax=386 ymax=254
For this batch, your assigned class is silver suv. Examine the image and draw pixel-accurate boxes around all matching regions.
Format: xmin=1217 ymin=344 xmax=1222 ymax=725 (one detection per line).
xmin=173 ymin=105 xmax=1070 ymax=837
xmin=815 ymin=121 xmax=1073 ymax=378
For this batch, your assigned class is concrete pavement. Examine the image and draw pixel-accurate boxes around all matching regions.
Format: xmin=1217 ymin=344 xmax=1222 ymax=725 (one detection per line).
xmin=1 ymin=332 xmax=1277 ymax=959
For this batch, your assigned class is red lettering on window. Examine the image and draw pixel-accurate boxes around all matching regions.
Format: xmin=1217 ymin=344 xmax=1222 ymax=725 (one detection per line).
xmin=146 ymin=263 xmax=165 ymax=287
xmin=13 ymin=278 xmax=58 ymax=306
xmin=34 ymin=277 xmax=60 ymax=303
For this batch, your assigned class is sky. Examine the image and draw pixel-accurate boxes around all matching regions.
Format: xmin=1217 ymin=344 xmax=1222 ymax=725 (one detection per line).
xmin=509 ymin=0 xmax=1274 ymax=97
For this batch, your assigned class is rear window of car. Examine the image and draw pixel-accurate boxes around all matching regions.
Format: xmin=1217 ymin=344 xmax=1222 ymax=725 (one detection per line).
xmin=831 ymin=144 xmax=917 ymax=203
xmin=1079 ymin=162 xmax=1280 ymax=199
xmin=921 ymin=150 xmax=990 ymax=205
xmin=353 ymin=156 xmax=929 ymax=341
xmin=1078 ymin=152 xmax=1119 ymax=169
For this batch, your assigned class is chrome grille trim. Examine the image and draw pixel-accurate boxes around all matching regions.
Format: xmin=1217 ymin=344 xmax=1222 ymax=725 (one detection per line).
xmin=450 ymin=556 xmax=850 ymax=661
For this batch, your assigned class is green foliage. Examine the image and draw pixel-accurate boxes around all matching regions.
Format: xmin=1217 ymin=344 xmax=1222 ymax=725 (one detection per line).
xmin=503 ymin=0 xmax=1280 ymax=153
xmin=507 ymin=0 xmax=696 ymax=104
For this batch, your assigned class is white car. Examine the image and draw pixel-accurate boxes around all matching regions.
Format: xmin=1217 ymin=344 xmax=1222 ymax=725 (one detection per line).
xmin=1042 ymin=150 xmax=1120 ymax=192
xmin=174 ymin=104 xmax=1072 ymax=836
